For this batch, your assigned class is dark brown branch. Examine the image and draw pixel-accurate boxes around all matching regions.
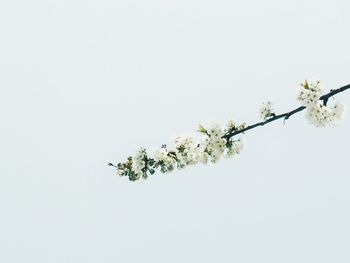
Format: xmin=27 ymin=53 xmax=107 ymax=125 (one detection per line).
xmin=223 ymin=84 xmax=350 ymax=140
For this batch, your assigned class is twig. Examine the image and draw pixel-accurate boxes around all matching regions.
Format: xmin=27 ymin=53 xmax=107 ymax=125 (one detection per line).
xmin=223 ymin=84 xmax=350 ymax=140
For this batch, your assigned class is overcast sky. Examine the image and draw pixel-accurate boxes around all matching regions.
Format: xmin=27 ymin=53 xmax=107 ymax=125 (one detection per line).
xmin=1 ymin=0 xmax=350 ymax=262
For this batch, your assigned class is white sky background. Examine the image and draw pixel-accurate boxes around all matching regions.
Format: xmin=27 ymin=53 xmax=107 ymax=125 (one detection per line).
xmin=1 ymin=0 xmax=350 ymax=262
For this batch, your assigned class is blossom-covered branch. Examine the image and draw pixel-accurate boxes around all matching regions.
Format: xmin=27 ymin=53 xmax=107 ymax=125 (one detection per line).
xmin=109 ymin=80 xmax=349 ymax=181
xmin=224 ymin=83 xmax=350 ymax=140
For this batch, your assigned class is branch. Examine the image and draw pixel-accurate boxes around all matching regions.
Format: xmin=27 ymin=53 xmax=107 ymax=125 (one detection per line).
xmin=111 ymin=81 xmax=350 ymax=181
xmin=223 ymin=84 xmax=350 ymax=140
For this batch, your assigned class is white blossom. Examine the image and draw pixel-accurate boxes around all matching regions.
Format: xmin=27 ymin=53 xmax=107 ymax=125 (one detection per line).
xmin=226 ymin=119 xmax=237 ymax=130
xmin=153 ymin=147 xmax=168 ymax=162
xmin=305 ymin=101 xmax=346 ymax=127
xmin=173 ymin=134 xmax=207 ymax=165
xmin=199 ymin=120 xmax=227 ymax=163
xmin=173 ymin=133 xmax=196 ymax=148
xmin=131 ymin=147 xmax=147 ymax=179
xmin=152 ymin=146 xmax=177 ymax=173
xmin=305 ymin=101 xmax=331 ymax=127
xmin=330 ymin=102 xmax=346 ymax=125
xmin=297 ymin=80 xmax=346 ymax=127
xmin=296 ymin=79 xmax=324 ymax=107
xmin=225 ymin=137 xmax=244 ymax=158
xmin=259 ymin=101 xmax=274 ymax=120
xmin=117 ymin=168 xmax=124 ymax=177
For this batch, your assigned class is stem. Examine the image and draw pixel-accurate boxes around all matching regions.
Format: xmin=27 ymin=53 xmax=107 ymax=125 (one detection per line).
xmin=223 ymin=84 xmax=350 ymax=140
xmin=108 ymin=163 xmax=118 ymax=168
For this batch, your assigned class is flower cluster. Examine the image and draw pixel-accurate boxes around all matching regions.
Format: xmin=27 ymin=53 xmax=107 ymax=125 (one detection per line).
xmin=131 ymin=147 xmax=147 ymax=177
xmin=115 ymin=120 xmax=245 ymax=181
xmin=304 ymin=101 xmax=345 ymax=127
xmin=259 ymin=101 xmax=275 ymax=120
xmin=116 ymin=147 xmax=153 ymax=181
xmin=296 ymin=79 xmax=324 ymax=107
xmin=296 ymin=80 xmax=346 ymax=127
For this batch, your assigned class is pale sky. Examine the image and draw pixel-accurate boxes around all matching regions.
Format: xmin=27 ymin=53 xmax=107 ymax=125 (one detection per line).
xmin=1 ymin=0 xmax=350 ymax=262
